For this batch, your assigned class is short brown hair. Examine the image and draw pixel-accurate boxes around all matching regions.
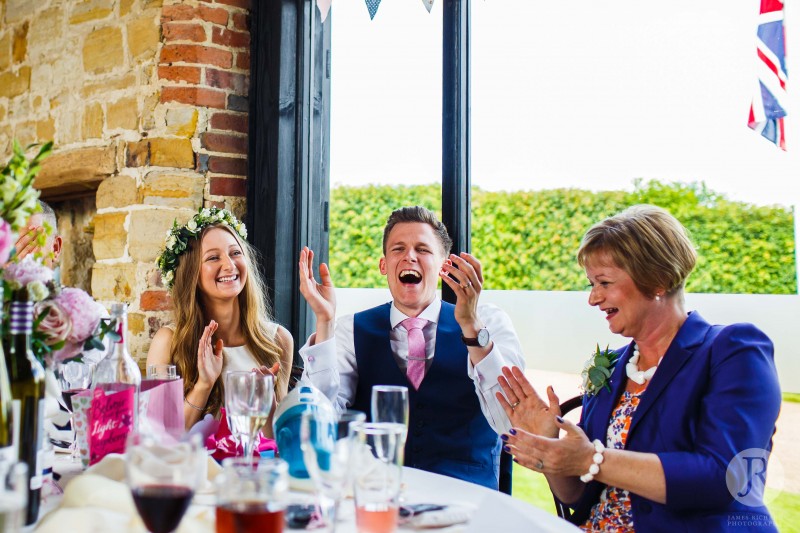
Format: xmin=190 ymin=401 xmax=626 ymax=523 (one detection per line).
xmin=382 ymin=206 xmax=453 ymax=256
xmin=577 ymin=204 xmax=697 ymax=298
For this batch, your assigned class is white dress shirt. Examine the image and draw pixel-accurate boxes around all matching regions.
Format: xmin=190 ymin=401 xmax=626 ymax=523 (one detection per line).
xmin=299 ymin=299 xmax=525 ymax=434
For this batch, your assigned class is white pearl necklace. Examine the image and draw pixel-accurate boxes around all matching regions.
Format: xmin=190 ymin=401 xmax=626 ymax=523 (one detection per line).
xmin=626 ymin=344 xmax=661 ymax=385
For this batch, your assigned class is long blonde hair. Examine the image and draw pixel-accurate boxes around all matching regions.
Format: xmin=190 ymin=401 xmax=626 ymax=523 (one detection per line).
xmin=169 ymin=223 xmax=289 ymax=417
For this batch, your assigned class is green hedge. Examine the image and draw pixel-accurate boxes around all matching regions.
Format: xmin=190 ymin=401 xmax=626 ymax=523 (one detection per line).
xmin=329 ymin=180 xmax=797 ymax=294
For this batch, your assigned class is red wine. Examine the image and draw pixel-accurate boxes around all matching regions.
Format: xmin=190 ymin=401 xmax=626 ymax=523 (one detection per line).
xmin=132 ymin=485 xmax=194 ymax=533
xmin=216 ymin=501 xmax=284 ymax=533
xmin=60 ymin=388 xmax=85 ymax=413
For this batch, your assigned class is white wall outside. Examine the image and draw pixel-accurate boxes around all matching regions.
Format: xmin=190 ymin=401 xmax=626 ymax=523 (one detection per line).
xmin=335 ymin=289 xmax=800 ymax=393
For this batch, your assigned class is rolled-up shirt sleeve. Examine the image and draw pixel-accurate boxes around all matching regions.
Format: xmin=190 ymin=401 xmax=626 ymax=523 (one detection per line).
xmin=467 ymin=304 xmax=526 ymax=435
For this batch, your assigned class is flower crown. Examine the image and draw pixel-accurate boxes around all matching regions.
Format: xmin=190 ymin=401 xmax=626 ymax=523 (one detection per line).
xmin=157 ymin=207 xmax=248 ymax=289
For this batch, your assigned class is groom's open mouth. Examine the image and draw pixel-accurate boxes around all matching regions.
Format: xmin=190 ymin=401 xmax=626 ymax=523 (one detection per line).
xmin=604 ymin=307 xmax=618 ymax=320
xmin=399 ymin=269 xmax=422 ymax=284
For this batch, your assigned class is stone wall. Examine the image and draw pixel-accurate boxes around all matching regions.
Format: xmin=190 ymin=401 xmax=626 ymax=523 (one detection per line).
xmin=0 ymin=0 xmax=251 ymax=360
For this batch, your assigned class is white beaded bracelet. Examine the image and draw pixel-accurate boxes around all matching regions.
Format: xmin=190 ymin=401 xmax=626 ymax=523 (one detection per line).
xmin=579 ymin=439 xmax=605 ymax=483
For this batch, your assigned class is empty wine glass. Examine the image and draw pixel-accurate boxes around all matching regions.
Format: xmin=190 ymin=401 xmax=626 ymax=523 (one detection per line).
xmin=225 ymin=371 xmax=274 ymax=462
xmin=126 ymin=433 xmax=204 ymax=533
xmin=300 ymin=409 xmax=365 ymax=532
xmin=54 ymin=360 xmax=92 ymax=461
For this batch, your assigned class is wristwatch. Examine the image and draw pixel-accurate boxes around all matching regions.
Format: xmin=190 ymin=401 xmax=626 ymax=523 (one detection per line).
xmin=461 ymin=328 xmax=490 ymax=348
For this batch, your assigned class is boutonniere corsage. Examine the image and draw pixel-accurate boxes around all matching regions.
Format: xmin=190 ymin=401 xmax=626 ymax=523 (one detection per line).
xmin=580 ymin=344 xmax=620 ymax=396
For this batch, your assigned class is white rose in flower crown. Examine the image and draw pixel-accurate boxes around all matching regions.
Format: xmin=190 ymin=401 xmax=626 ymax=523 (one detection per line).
xmin=201 ymin=208 xmax=211 ymax=218
xmin=187 ymin=218 xmax=198 ymax=232
xmin=166 ymin=235 xmax=177 ymax=250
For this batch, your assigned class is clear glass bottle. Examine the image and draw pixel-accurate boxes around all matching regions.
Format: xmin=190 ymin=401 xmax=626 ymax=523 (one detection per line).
xmin=92 ymin=303 xmax=141 ymax=426
xmin=4 ymin=289 xmax=45 ymax=525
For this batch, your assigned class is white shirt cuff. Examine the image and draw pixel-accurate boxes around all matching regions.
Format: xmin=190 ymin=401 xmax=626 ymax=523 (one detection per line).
xmin=299 ymin=335 xmax=338 ymax=375
xmin=468 ymin=346 xmax=507 ymax=392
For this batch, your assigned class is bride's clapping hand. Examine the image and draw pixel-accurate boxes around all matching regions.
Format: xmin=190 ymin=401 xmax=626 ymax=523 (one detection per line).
xmin=197 ymin=320 xmax=224 ymax=388
xmin=496 ymin=366 xmax=561 ymax=438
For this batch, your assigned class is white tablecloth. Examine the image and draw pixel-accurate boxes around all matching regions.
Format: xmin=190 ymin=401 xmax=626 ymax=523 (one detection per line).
xmin=33 ymin=455 xmax=578 ymax=533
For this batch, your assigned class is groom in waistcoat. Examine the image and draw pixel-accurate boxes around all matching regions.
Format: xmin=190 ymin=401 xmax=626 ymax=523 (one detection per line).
xmin=298 ymin=206 xmax=525 ymax=489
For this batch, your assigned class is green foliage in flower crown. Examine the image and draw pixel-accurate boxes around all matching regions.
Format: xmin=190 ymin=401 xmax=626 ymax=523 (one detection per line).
xmin=157 ymin=206 xmax=247 ymax=288
xmin=0 ymin=140 xmax=53 ymax=231
xmin=328 ymin=180 xmax=796 ymax=294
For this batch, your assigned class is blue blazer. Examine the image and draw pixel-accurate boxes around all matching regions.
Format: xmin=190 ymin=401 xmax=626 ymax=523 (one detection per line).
xmin=568 ymin=312 xmax=781 ymax=532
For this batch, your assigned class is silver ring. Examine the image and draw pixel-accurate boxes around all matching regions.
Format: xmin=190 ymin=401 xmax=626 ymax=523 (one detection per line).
xmin=462 ymin=281 xmax=472 ymax=289
xmin=535 ymin=460 xmax=544 ymax=470
xmin=510 ymin=401 xmax=520 ymax=410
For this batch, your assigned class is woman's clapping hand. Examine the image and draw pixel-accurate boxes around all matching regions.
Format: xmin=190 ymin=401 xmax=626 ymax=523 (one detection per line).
xmin=496 ymin=366 xmax=561 ymax=438
xmin=504 ymin=417 xmax=595 ymax=478
xmin=197 ymin=320 xmax=224 ymax=388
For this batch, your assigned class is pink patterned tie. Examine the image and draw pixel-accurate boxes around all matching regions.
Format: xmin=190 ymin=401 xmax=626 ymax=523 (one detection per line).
xmin=401 ymin=317 xmax=428 ymax=390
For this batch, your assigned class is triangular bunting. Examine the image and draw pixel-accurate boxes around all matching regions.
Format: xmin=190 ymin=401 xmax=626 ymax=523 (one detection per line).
xmin=421 ymin=0 xmax=434 ymax=13
xmin=317 ymin=0 xmax=332 ymax=23
xmin=365 ymin=0 xmax=382 ymax=20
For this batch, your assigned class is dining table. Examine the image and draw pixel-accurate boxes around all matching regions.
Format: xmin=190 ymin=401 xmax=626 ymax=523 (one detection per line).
xmin=30 ymin=453 xmax=579 ymax=533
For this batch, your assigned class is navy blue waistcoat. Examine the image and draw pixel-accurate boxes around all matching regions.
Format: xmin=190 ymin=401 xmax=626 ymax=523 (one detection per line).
xmin=351 ymin=302 xmax=501 ymax=490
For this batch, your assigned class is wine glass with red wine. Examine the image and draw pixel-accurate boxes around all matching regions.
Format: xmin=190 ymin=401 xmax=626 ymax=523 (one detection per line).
xmin=126 ymin=433 xmax=204 ymax=533
xmin=54 ymin=360 xmax=92 ymax=461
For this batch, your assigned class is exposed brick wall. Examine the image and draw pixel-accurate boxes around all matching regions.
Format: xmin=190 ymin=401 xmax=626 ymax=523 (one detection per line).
xmin=0 ymin=0 xmax=252 ymax=360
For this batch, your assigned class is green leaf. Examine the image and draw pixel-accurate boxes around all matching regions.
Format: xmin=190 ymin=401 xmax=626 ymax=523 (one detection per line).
xmin=588 ymin=367 xmax=605 ymax=387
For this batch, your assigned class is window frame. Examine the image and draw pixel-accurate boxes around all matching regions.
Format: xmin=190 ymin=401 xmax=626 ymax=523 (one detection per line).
xmin=249 ymin=0 xmax=470 ymax=349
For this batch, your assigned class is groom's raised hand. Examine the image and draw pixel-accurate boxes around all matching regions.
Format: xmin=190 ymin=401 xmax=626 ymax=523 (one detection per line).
xmin=298 ymin=246 xmax=336 ymax=343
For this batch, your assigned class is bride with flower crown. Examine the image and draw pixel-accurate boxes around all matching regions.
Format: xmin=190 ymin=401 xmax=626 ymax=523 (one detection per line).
xmin=146 ymin=207 xmax=294 ymax=433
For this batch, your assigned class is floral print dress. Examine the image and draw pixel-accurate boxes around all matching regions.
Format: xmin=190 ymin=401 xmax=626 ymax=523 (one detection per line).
xmin=581 ymin=390 xmax=643 ymax=532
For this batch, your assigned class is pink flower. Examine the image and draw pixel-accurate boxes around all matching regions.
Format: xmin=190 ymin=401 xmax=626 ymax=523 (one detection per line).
xmin=53 ymin=341 xmax=83 ymax=364
xmin=33 ymin=300 xmax=71 ymax=346
xmin=54 ymin=288 xmax=103 ymax=343
xmin=0 ymin=220 xmax=13 ymax=265
xmin=3 ymin=256 xmax=54 ymax=288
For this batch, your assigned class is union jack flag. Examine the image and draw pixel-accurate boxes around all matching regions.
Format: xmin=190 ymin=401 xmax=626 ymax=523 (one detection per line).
xmin=748 ymin=0 xmax=788 ymax=150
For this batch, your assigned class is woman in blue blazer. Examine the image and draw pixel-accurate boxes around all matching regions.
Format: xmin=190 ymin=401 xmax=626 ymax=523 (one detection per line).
xmin=499 ymin=205 xmax=781 ymax=531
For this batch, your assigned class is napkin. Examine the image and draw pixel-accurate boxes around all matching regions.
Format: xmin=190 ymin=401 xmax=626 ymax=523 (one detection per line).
xmin=35 ymin=454 xmax=220 ymax=533
xmin=206 ymin=407 xmax=278 ymax=462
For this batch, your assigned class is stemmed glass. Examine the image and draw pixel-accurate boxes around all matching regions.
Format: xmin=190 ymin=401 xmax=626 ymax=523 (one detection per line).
xmin=126 ymin=433 xmax=204 ymax=533
xmin=54 ymin=360 xmax=92 ymax=461
xmin=225 ymin=371 xmax=274 ymax=462
xmin=300 ymin=409 xmax=366 ymax=532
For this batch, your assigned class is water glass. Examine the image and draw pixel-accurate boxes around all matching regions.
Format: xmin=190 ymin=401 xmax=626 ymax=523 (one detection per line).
xmin=352 ymin=423 xmax=405 ymax=533
xmin=370 ymin=386 xmax=409 ymax=427
xmin=215 ymin=457 xmax=289 ymax=533
xmin=0 ymin=459 xmax=27 ymax=533
xmin=146 ymin=364 xmax=178 ymax=381
xmin=370 ymin=386 xmax=408 ymax=477
xmin=126 ymin=433 xmax=205 ymax=533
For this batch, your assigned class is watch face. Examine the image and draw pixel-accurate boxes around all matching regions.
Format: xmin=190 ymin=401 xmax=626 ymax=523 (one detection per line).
xmin=477 ymin=328 xmax=490 ymax=347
